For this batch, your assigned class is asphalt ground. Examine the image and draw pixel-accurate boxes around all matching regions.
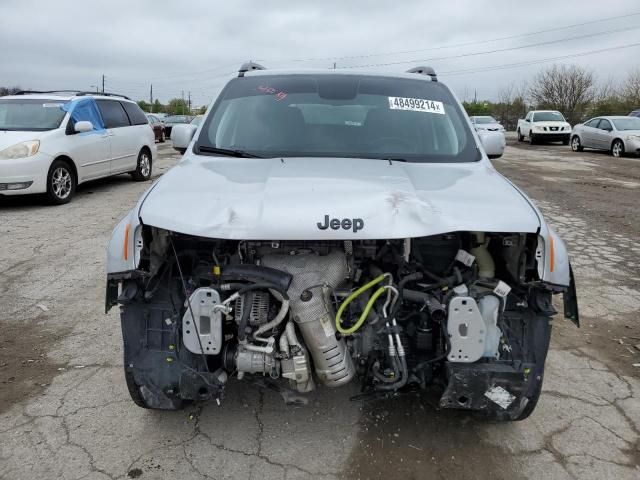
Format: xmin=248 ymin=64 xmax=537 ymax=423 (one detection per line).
xmin=1 ymin=137 xmax=639 ymax=479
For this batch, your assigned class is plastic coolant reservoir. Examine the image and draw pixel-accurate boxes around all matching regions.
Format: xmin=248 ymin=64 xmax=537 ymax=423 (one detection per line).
xmin=478 ymin=295 xmax=501 ymax=358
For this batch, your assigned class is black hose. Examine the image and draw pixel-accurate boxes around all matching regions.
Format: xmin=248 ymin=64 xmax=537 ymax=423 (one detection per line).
xmin=236 ymin=282 xmax=289 ymax=301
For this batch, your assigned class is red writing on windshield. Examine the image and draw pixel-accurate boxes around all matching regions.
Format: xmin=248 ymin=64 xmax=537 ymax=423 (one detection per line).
xmin=257 ymin=85 xmax=288 ymax=101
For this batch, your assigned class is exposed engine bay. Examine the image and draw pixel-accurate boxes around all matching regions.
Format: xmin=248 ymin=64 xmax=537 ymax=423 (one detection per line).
xmin=108 ymin=228 xmax=563 ymax=420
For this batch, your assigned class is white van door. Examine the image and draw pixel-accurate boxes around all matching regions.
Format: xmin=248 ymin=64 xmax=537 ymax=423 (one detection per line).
xmin=96 ymin=100 xmax=138 ymax=174
xmin=70 ymin=127 xmax=112 ymax=181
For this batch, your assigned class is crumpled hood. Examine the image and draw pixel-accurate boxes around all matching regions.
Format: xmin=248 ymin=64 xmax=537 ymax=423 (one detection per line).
xmin=138 ymin=156 xmax=540 ymax=240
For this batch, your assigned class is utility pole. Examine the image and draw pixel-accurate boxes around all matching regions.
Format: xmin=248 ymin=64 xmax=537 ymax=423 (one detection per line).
xmin=188 ymin=91 xmax=191 ymax=114
xmin=101 ymin=75 xmax=105 ymax=93
xmin=181 ymin=90 xmax=184 ymax=114
xmin=333 ymin=62 xmax=336 ymax=69
xmin=149 ymin=84 xmax=153 ymax=105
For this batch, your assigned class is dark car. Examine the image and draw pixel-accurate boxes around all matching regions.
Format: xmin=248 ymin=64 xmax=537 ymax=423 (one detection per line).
xmin=163 ymin=115 xmax=191 ymax=138
xmin=629 ymin=110 xmax=640 ymax=118
xmin=145 ymin=114 xmax=166 ymax=143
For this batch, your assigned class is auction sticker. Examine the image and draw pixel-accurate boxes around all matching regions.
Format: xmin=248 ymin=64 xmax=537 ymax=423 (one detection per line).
xmin=388 ymin=97 xmax=445 ymax=114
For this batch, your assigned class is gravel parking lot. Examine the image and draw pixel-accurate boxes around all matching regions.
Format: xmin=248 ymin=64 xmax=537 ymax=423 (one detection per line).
xmin=1 ymin=137 xmax=639 ymax=480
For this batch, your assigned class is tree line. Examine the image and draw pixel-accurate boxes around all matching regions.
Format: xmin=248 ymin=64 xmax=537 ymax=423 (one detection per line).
xmin=463 ymin=65 xmax=640 ymax=129
xmin=136 ymin=99 xmax=206 ymax=116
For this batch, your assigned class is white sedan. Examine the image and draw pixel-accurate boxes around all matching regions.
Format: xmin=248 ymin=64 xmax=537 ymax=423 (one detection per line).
xmin=571 ymin=116 xmax=640 ymax=158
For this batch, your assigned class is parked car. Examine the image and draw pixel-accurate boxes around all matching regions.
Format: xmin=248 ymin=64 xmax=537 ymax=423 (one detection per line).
xmin=469 ymin=115 xmax=505 ymax=132
xmin=106 ymin=63 xmax=578 ymax=421
xmin=571 ymin=116 xmax=640 ymax=157
xmin=629 ymin=110 xmax=640 ymax=118
xmin=146 ymin=114 xmax=166 ymax=143
xmin=517 ymin=110 xmax=571 ymax=145
xmin=0 ymin=91 xmax=156 ymax=204
xmin=190 ymin=115 xmax=204 ymax=126
xmin=163 ymin=115 xmax=191 ymax=138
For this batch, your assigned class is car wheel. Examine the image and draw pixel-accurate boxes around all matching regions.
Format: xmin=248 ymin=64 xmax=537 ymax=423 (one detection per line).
xmin=131 ymin=149 xmax=152 ymax=181
xmin=517 ymin=129 xmax=524 ymax=142
xmin=611 ymin=139 xmax=624 ymax=158
xmin=571 ymin=136 xmax=583 ymax=152
xmin=46 ymin=159 xmax=76 ymax=205
xmin=529 ymin=132 xmax=536 ymax=145
xmin=159 ymin=130 xmax=165 ymax=143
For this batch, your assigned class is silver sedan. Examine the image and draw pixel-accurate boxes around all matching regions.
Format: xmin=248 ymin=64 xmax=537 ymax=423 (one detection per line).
xmin=571 ymin=116 xmax=640 ymax=157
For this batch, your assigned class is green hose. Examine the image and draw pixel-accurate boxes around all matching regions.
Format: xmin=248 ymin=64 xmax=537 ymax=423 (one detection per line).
xmin=336 ymin=274 xmax=388 ymax=335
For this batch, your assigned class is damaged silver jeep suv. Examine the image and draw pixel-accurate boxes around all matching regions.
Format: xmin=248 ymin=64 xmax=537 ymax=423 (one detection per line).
xmin=106 ymin=63 xmax=579 ymax=421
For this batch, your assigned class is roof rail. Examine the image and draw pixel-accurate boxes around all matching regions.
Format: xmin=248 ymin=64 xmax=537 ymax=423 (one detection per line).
xmin=238 ymin=61 xmax=266 ymax=77
xmin=406 ymin=66 xmax=437 ymax=82
xmin=14 ymin=90 xmax=83 ymax=95
xmin=76 ymin=91 xmax=131 ymax=100
xmin=12 ymin=90 xmax=131 ymax=100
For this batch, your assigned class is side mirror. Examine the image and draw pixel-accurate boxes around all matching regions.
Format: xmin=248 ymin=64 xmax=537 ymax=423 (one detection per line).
xmin=74 ymin=121 xmax=93 ymax=133
xmin=478 ymin=130 xmax=505 ymax=159
xmin=171 ymin=124 xmax=197 ymax=152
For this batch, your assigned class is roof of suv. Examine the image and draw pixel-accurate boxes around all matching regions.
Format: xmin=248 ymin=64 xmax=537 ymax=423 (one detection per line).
xmin=241 ymin=67 xmax=439 ymax=83
xmin=2 ymin=92 xmax=135 ymax=103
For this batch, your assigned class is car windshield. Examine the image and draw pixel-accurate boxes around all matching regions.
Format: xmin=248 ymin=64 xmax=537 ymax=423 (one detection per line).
xmin=191 ymin=115 xmax=203 ymax=126
xmin=533 ymin=111 xmax=565 ymax=122
xmin=0 ymin=98 xmax=67 ymax=131
xmin=612 ymin=117 xmax=640 ymax=130
xmin=196 ymin=74 xmax=479 ymax=163
xmin=474 ymin=116 xmax=497 ymax=124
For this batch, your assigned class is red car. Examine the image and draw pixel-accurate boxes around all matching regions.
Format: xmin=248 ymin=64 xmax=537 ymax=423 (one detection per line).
xmin=146 ymin=114 xmax=166 ymax=143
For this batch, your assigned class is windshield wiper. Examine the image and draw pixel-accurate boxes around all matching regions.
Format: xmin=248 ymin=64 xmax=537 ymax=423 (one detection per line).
xmin=197 ymin=146 xmax=263 ymax=158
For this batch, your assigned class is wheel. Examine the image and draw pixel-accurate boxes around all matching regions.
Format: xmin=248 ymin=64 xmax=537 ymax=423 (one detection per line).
xmin=159 ymin=130 xmax=165 ymax=143
xmin=517 ymin=129 xmax=524 ymax=142
xmin=571 ymin=136 xmax=583 ymax=152
xmin=611 ymin=139 xmax=624 ymax=158
xmin=529 ymin=132 xmax=536 ymax=145
xmin=46 ymin=159 xmax=76 ymax=204
xmin=131 ymin=149 xmax=152 ymax=181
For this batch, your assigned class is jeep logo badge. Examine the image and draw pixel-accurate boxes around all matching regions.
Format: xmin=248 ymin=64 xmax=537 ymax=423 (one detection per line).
xmin=317 ymin=215 xmax=364 ymax=233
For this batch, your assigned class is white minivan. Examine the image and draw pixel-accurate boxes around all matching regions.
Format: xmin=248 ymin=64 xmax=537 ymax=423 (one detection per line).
xmin=0 ymin=91 xmax=157 ymax=204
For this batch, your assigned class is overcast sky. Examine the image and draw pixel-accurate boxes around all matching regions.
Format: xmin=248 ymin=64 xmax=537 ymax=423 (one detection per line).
xmin=1 ymin=0 xmax=639 ymax=106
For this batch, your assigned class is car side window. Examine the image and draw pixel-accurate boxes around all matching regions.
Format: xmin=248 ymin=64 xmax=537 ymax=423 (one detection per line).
xmin=599 ymin=119 xmax=612 ymax=131
xmin=121 ymin=102 xmax=149 ymax=125
xmin=97 ymin=100 xmax=130 ymax=128
xmin=585 ymin=118 xmax=598 ymax=128
xmin=525 ymin=113 xmax=531 ymax=122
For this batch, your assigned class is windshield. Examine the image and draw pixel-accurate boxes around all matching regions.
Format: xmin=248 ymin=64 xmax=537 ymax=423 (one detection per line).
xmin=612 ymin=117 xmax=640 ymax=131
xmin=191 ymin=115 xmax=203 ymax=126
xmin=0 ymin=98 xmax=67 ymax=131
xmin=196 ymin=74 xmax=479 ymax=163
xmin=533 ymin=111 xmax=565 ymax=122
xmin=474 ymin=116 xmax=497 ymax=124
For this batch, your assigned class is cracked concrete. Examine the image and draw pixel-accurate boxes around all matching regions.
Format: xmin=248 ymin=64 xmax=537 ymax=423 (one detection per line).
xmin=1 ymin=139 xmax=639 ymax=479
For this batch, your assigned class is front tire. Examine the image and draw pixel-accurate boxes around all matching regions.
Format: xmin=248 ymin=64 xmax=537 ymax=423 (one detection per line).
xmin=517 ymin=129 xmax=524 ymax=142
xmin=571 ymin=135 xmax=583 ymax=152
xmin=529 ymin=132 xmax=536 ymax=145
xmin=46 ymin=159 xmax=76 ymax=205
xmin=611 ymin=139 xmax=624 ymax=158
xmin=159 ymin=130 xmax=165 ymax=143
xmin=131 ymin=149 xmax=152 ymax=181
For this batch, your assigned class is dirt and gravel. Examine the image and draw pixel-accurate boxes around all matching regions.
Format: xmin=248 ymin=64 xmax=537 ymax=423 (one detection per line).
xmin=1 ymin=137 xmax=639 ymax=480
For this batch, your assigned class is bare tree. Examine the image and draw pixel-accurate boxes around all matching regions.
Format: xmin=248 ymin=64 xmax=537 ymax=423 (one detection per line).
xmin=621 ymin=69 xmax=640 ymax=108
xmin=529 ymin=64 xmax=595 ymax=124
xmin=0 ymin=86 xmax=23 ymax=97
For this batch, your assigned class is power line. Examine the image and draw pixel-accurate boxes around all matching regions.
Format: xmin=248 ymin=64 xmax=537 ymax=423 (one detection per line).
xmin=271 ymin=11 xmax=640 ymax=63
xmin=440 ymin=41 xmax=640 ymax=76
xmin=338 ymin=24 xmax=640 ymax=69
